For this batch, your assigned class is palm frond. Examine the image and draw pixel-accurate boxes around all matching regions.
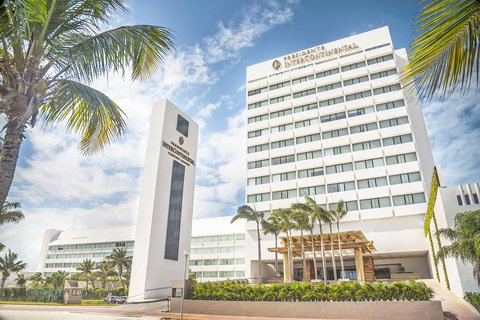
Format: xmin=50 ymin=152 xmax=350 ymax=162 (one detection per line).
xmin=42 ymin=79 xmax=127 ymax=155
xmin=402 ymin=0 xmax=480 ymax=100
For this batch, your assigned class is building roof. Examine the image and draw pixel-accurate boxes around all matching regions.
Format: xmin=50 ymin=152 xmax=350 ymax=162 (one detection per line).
xmin=49 ymin=226 xmax=136 ymax=245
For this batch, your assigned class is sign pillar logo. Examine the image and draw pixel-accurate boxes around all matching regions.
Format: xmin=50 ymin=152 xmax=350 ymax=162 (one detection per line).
xmin=272 ymin=59 xmax=281 ymax=70
xmin=179 ymin=136 xmax=184 ymax=145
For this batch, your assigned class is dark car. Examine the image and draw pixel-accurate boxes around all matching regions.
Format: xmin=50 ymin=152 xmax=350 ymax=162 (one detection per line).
xmin=106 ymin=296 xmax=126 ymax=304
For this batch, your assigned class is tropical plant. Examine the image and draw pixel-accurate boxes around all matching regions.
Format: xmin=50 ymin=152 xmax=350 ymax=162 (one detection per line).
xmin=76 ymin=258 xmax=95 ymax=290
xmin=326 ymin=209 xmax=338 ymax=281
xmin=271 ymin=208 xmax=296 ymax=283
xmin=332 ymin=200 xmax=348 ymax=279
xmin=261 ymin=215 xmax=282 ymax=282
xmin=231 ymin=205 xmax=264 ymax=283
xmin=436 ymin=210 xmax=480 ymax=282
xmin=0 ymin=0 xmax=174 ymax=209
xmin=45 ymin=270 xmax=67 ymax=290
xmin=305 ymin=196 xmax=329 ymax=283
xmin=94 ymin=260 xmax=117 ymax=289
xmin=291 ymin=202 xmax=310 ymax=281
xmin=14 ymin=273 xmax=27 ymax=287
xmin=105 ymin=247 xmax=132 ymax=288
xmin=402 ymin=0 xmax=480 ymax=100
xmin=28 ymin=272 xmax=44 ymax=288
xmin=0 ymin=249 xmax=26 ymax=287
xmin=465 ymin=292 xmax=480 ymax=312
xmin=0 ymin=202 xmax=24 ymax=249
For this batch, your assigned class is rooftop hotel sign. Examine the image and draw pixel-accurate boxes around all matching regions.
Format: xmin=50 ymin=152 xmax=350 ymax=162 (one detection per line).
xmin=272 ymin=43 xmax=360 ymax=70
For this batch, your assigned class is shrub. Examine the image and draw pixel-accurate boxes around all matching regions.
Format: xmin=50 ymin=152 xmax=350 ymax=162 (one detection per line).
xmin=465 ymin=292 xmax=480 ymax=311
xmin=0 ymin=288 xmax=64 ymax=303
xmin=189 ymin=280 xmax=434 ymax=302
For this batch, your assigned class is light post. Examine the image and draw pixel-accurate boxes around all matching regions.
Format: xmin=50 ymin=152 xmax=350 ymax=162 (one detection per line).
xmin=180 ymin=250 xmax=189 ymax=320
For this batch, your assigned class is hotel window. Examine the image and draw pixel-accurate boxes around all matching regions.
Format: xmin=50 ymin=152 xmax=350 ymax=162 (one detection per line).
xmin=367 ymin=54 xmax=394 ymax=65
xmin=270 ymin=94 xmax=291 ymax=104
xmin=341 ymin=61 xmax=366 ymax=72
xmin=271 ymin=154 xmax=295 ymax=165
xmin=270 ymin=108 xmax=292 ymax=119
xmin=269 ymin=80 xmax=290 ymax=91
xmin=346 ymin=90 xmax=372 ymax=101
xmin=247 ymin=143 xmax=269 ymax=153
xmin=352 ymin=139 xmax=381 ymax=151
xmin=236 ymin=258 xmax=245 ymax=264
xmin=236 ymin=234 xmax=245 ymax=240
xmin=373 ymin=84 xmax=402 ymax=95
xmin=272 ymin=189 xmax=297 ymax=200
xmin=203 ymin=259 xmax=218 ymax=266
xmin=329 ymin=201 xmax=358 ymax=211
xmin=360 ymin=197 xmax=391 ymax=209
xmin=317 ymin=82 xmax=341 ymax=92
xmin=321 ymin=112 xmax=346 ymax=123
xmin=343 ymin=75 xmax=369 ymax=86
xmin=322 ymin=128 xmax=348 ymax=139
xmin=296 ymin=133 xmax=321 ymax=144
xmin=247 ymin=175 xmax=270 ymax=186
xmin=473 ymin=193 xmax=479 ymax=204
xmin=324 ymin=145 xmax=351 ymax=156
xmin=389 ymin=172 xmax=421 ymax=185
xmin=220 ymin=234 xmax=236 ymax=241
xmin=292 ymin=74 xmax=315 ymax=84
xmin=248 ymin=100 xmax=268 ymax=110
xmin=393 ymin=193 xmax=426 ymax=206
xmin=465 ymin=194 xmax=471 ymax=205
xmin=382 ymin=134 xmax=413 ymax=146
xmin=294 ymin=102 xmax=318 ymax=113
xmin=293 ymin=88 xmax=316 ymax=98
xmin=376 ymin=99 xmax=405 ymax=111
xmin=297 ymin=150 xmax=322 ymax=161
xmin=319 ymin=96 xmax=344 ymax=107
xmin=190 ymin=260 xmax=202 ymax=266
xmin=236 ymin=271 xmax=245 ymax=277
xmin=379 ymin=116 xmax=409 ymax=128
xmin=248 ymin=87 xmax=268 ymax=96
xmin=298 ymin=167 xmax=324 ymax=178
xmin=219 ymin=271 xmax=235 ymax=278
xmin=202 ymin=271 xmax=219 ymax=278
xmin=349 ymin=122 xmax=378 ymax=134
xmin=370 ymin=68 xmax=397 ymax=80
xmin=272 ymin=171 xmax=296 ymax=182
xmin=365 ymin=43 xmax=391 ymax=51
xmin=271 ymin=123 xmax=293 ymax=133
xmin=247 ymin=192 xmax=271 ymax=203
xmin=219 ymin=247 xmax=235 ymax=253
xmin=348 ymin=106 xmax=375 ymax=117
xmin=247 ymin=159 xmax=269 ymax=169
xmin=357 ymin=177 xmax=388 ymax=189
xmin=248 ymin=113 xmax=268 ymax=124
xmin=326 ymin=162 xmax=353 ymax=174
xmin=271 ymin=138 xmax=294 ymax=149
xmin=316 ymin=68 xmax=340 ymax=78
xmin=354 ymin=157 xmax=384 ymax=170
xmin=205 ymin=236 xmax=219 ymax=242
xmin=327 ymin=181 xmax=355 ymax=193
xmin=219 ymin=259 xmax=235 ymax=265
xmin=191 ymin=237 xmax=203 ymax=243
xmin=457 ymin=195 xmax=463 ymax=205
xmin=386 ymin=152 xmax=417 ymax=165
xmin=247 ymin=128 xmax=269 ymax=138
xmin=177 ymin=115 xmax=189 ymax=137
xmin=295 ymin=118 xmax=319 ymax=128
xmin=299 ymin=185 xmax=326 ymax=196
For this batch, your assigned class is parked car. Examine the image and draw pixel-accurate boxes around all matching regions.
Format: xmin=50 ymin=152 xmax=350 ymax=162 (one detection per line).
xmin=105 ymin=296 xmax=126 ymax=304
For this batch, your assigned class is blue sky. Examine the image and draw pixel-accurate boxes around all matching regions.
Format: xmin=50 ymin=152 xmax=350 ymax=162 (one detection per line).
xmin=2 ymin=0 xmax=480 ymax=268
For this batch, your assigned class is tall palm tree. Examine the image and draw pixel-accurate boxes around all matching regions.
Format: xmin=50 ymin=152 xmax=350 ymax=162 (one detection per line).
xmin=45 ymin=270 xmax=68 ymax=290
xmin=261 ymin=216 xmax=282 ymax=282
xmin=76 ymin=258 xmax=95 ymax=290
xmin=105 ymin=247 xmax=132 ymax=288
xmin=0 ymin=249 xmax=26 ymax=287
xmin=402 ymin=0 xmax=480 ymax=100
xmin=28 ymin=272 xmax=44 ymax=288
xmin=305 ymin=204 xmax=319 ymax=281
xmin=0 ymin=202 xmax=24 ymax=249
xmin=94 ymin=260 xmax=117 ymax=289
xmin=231 ymin=205 xmax=264 ymax=283
xmin=305 ymin=196 xmax=328 ymax=283
xmin=0 ymin=0 xmax=174 ymax=208
xmin=326 ymin=210 xmax=338 ymax=281
xmin=437 ymin=210 xmax=480 ymax=281
xmin=333 ymin=200 xmax=348 ymax=279
xmin=291 ymin=203 xmax=310 ymax=281
xmin=15 ymin=273 xmax=27 ymax=287
xmin=272 ymin=208 xmax=295 ymax=283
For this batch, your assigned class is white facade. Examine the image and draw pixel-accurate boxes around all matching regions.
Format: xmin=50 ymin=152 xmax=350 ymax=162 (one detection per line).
xmin=245 ymin=26 xmax=435 ymax=280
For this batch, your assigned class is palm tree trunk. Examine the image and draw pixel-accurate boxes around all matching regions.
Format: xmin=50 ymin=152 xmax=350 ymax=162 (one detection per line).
xmin=300 ymin=230 xmax=306 ymax=281
xmin=336 ymin=221 xmax=345 ymax=279
xmin=318 ymin=221 xmax=327 ymax=283
xmin=428 ymin=228 xmax=440 ymax=282
xmin=433 ymin=213 xmax=450 ymax=289
xmin=288 ymin=230 xmax=294 ymax=282
xmin=310 ymin=231 xmax=318 ymax=280
xmin=274 ymin=234 xmax=278 ymax=282
xmin=329 ymin=224 xmax=337 ymax=281
xmin=0 ymin=115 xmax=26 ymax=209
xmin=256 ymin=221 xmax=262 ymax=284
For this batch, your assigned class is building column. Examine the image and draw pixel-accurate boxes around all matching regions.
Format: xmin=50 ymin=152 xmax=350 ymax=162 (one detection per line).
xmin=354 ymin=248 xmax=365 ymax=282
xmin=305 ymin=259 xmax=313 ymax=282
xmin=283 ymin=253 xmax=291 ymax=283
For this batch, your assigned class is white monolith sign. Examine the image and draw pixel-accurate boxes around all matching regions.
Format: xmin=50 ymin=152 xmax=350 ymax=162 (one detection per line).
xmin=128 ymin=99 xmax=198 ymax=302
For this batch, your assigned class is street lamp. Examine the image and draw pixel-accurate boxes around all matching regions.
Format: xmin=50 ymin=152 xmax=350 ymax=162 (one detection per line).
xmin=180 ymin=250 xmax=189 ymax=320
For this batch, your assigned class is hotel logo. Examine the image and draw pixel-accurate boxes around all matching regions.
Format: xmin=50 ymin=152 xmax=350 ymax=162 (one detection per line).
xmin=272 ymin=60 xmax=281 ymax=70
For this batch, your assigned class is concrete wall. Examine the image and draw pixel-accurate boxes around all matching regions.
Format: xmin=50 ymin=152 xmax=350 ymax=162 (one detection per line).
xmin=171 ymin=299 xmax=443 ymax=320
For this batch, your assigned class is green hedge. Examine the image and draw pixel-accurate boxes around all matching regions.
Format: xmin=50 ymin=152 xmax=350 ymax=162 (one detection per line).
xmin=0 ymin=288 xmax=64 ymax=303
xmin=465 ymin=292 xmax=480 ymax=311
xmin=190 ymin=280 xmax=434 ymax=302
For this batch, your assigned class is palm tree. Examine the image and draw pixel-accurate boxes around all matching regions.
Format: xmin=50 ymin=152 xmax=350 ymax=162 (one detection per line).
xmin=291 ymin=203 xmax=310 ymax=281
xmin=76 ymin=258 xmax=95 ymax=290
xmin=105 ymin=247 xmax=132 ymax=288
xmin=0 ymin=249 xmax=26 ymax=287
xmin=436 ymin=210 xmax=480 ymax=281
xmin=0 ymin=0 xmax=174 ymax=208
xmin=305 ymin=196 xmax=328 ymax=283
xmin=231 ymin=205 xmax=264 ymax=283
xmin=261 ymin=216 xmax=282 ymax=282
xmin=326 ymin=210 xmax=338 ymax=281
xmin=15 ymin=273 xmax=27 ymax=287
xmin=0 ymin=202 xmax=25 ymax=249
xmin=45 ymin=270 xmax=68 ymax=290
xmin=272 ymin=208 xmax=296 ymax=283
xmin=333 ymin=200 xmax=348 ymax=279
xmin=28 ymin=272 xmax=44 ymax=288
xmin=402 ymin=0 xmax=480 ymax=100
xmin=94 ymin=260 xmax=117 ymax=289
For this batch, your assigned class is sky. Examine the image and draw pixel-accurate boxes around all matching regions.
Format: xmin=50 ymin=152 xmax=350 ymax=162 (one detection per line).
xmin=2 ymin=0 xmax=480 ymax=270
